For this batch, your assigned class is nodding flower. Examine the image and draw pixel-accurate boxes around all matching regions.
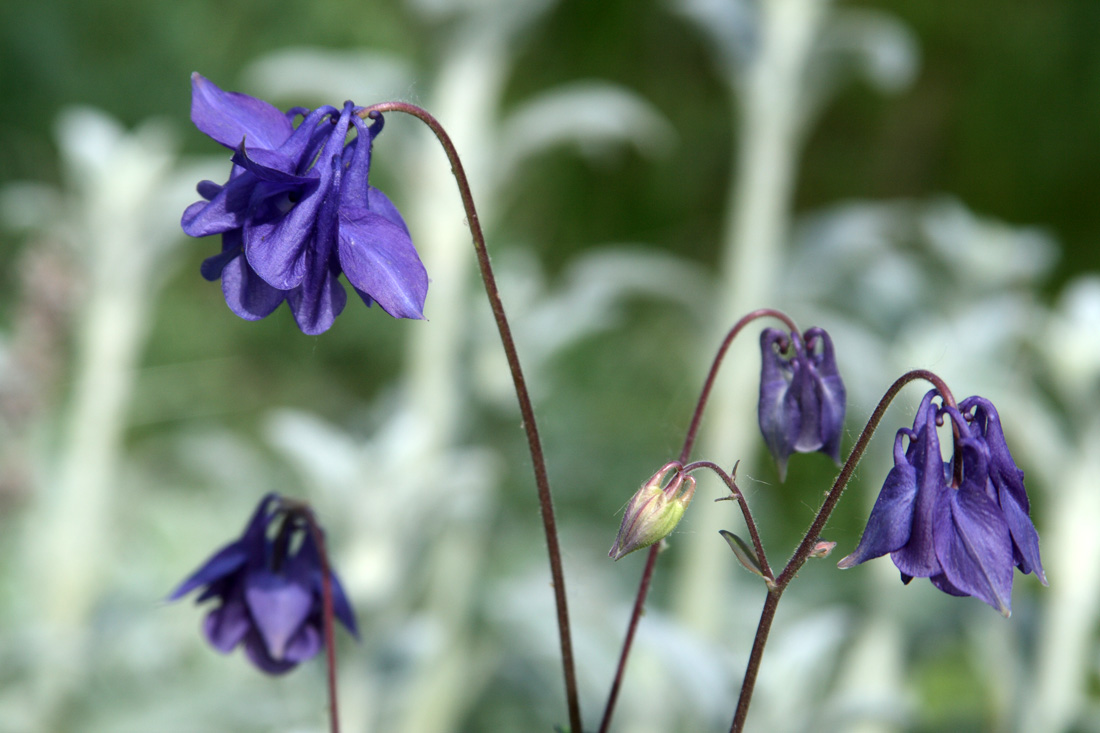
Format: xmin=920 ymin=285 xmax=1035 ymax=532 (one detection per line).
xmin=839 ymin=391 xmax=1046 ymax=616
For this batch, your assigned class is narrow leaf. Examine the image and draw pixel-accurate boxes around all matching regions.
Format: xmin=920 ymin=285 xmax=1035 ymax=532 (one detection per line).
xmin=720 ymin=530 xmax=764 ymax=578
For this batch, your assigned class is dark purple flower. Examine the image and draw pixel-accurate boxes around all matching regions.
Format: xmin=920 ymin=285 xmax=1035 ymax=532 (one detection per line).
xmin=182 ymin=73 xmax=427 ymax=334
xmin=838 ymin=390 xmax=1046 ymax=616
xmin=169 ymin=494 xmax=358 ymax=674
xmin=758 ymin=327 xmax=846 ymax=479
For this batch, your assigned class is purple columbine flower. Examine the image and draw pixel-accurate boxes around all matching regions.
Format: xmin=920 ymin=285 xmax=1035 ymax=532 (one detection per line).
xmin=181 ymin=73 xmax=427 ymax=334
xmin=838 ymin=390 xmax=1047 ymax=616
xmin=758 ymin=327 xmax=846 ymax=479
xmin=169 ymin=494 xmax=359 ymax=674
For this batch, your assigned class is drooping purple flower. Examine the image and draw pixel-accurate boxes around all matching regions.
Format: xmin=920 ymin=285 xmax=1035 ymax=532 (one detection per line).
xmin=758 ymin=327 xmax=846 ymax=479
xmin=169 ymin=494 xmax=358 ymax=674
xmin=181 ymin=73 xmax=427 ymax=334
xmin=838 ymin=390 xmax=1046 ymax=616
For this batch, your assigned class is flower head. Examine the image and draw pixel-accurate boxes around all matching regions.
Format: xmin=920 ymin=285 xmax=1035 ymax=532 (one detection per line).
xmin=182 ymin=73 xmax=427 ymax=334
xmin=758 ymin=327 xmax=846 ymax=479
xmin=838 ymin=390 xmax=1046 ymax=616
xmin=169 ymin=494 xmax=358 ymax=674
xmin=609 ymin=462 xmax=696 ymax=560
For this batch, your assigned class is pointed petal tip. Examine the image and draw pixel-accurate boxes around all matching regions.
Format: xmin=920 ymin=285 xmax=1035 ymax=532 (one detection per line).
xmin=836 ymin=554 xmax=858 ymax=570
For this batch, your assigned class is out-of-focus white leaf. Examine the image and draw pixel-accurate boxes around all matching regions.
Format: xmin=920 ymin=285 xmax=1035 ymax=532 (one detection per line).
xmin=407 ymin=0 xmax=557 ymax=36
xmin=474 ymin=246 xmax=711 ymax=406
xmin=1044 ymin=276 xmax=1100 ymax=402
xmin=243 ymin=48 xmax=415 ymax=107
xmin=671 ymin=0 xmax=759 ymax=74
xmin=753 ymin=607 xmax=850 ymax=733
xmin=498 ymin=82 xmax=675 ymax=180
xmin=815 ymin=8 xmax=919 ymax=94
xmin=920 ymin=198 xmax=1057 ymax=289
xmin=264 ymin=408 xmax=362 ymax=489
xmin=262 ymin=404 xmax=500 ymax=609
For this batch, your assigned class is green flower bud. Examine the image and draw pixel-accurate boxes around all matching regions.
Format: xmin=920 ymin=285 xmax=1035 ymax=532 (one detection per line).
xmin=609 ymin=462 xmax=696 ymax=561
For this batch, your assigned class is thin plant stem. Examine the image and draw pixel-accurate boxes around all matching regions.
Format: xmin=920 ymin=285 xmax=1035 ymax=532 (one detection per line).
xmin=728 ymin=368 xmax=956 ymax=733
xmin=307 ymin=518 xmax=341 ymax=733
xmin=597 ymin=308 xmax=797 ymax=733
xmin=729 ymin=589 xmax=781 ymax=732
xmin=358 ymin=103 xmax=581 ymax=733
xmin=682 ymin=460 xmax=772 ymax=581
xmin=680 ymin=308 xmax=799 ymax=462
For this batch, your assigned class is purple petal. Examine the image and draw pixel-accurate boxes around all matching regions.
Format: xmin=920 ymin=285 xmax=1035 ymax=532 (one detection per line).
xmin=805 ymin=327 xmax=846 ymax=462
xmin=978 ymin=404 xmax=1031 ymax=512
xmin=244 ymin=570 xmax=314 ymax=661
xmin=300 ymin=532 xmax=360 ymax=638
xmin=243 ymin=629 xmax=300 ymax=675
xmin=284 ymin=150 xmax=347 ymax=334
xmin=241 ymin=493 xmax=280 ymax=543
xmin=367 ymin=187 xmax=411 ymax=235
xmin=340 ymin=115 xmax=378 ymax=211
xmin=329 ymin=572 xmax=360 ymax=639
xmin=230 ymin=143 xmax=314 ymax=185
xmin=182 ymin=172 xmax=257 ymax=237
xmin=243 ymin=197 xmax=320 ymax=290
xmin=790 ymin=346 xmax=822 ymax=454
xmin=190 ymin=73 xmax=293 ymax=151
xmin=200 ymin=230 xmax=243 ymax=282
xmin=757 ymin=328 xmax=797 ymax=477
xmin=934 ymin=447 xmax=1015 ymax=616
xmin=278 ymin=106 xmax=341 ymax=175
xmin=196 ymin=179 xmax=222 ymax=201
xmin=171 ymin=494 xmax=277 ymax=601
xmin=286 ymin=261 xmax=347 ymax=335
xmin=999 ymin=486 xmax=1047 ymax=584
xmin=243 ymin=106 xmax=351 ymax=290
xmin=281 ymin=623 xmax=322 ymax=663
xmin=929 ymin=572 xmax=970 ymax=597
xmin=838 ymin=430 xmax=917 ymax=568
xmin=168 ymin=543 xmax=247 ymax=600
xmin=890 ymin=393 xmax=949 ymax=579
xmin=337 ymin=206 xmax=427 ymax=319
xmin=202 ymin=595 xmax=252 ymax=652
xmin=221 ymin=253 xmax=288 ymax=320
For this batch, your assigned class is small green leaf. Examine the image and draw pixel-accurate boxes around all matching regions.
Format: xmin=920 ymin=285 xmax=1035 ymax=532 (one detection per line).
xmin=720 ymin=530 xmax=764 ymax=578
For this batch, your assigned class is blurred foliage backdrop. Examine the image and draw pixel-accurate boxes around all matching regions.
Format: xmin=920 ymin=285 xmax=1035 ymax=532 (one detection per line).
xmin=1 ymin=1 xmax=1099 ymax=732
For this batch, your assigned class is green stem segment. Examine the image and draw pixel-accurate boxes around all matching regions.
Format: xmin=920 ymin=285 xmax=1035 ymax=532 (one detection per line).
xmin=358 ymin=103 xmax=581 ymax=733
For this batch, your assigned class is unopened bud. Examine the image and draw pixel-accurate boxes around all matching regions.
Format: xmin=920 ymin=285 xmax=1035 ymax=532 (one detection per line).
xmin=809 ymin=540 xmax=836 ymax=559
xmin=609 ymin=462 xmax=696 ymax=561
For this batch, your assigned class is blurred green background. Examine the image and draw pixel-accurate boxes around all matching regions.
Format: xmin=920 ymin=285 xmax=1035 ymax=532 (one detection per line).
xmin=1 ymin=1 xmax=1098 ymax=732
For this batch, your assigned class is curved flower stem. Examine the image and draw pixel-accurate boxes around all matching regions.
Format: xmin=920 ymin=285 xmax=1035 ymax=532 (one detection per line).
xmin=682 ymin=460 xmax=772 ymax=581
xmin=680 ymin=308 xmax=799 ymax=461
xmin=358 ymin=103 xmax=581 ymax=733
xmin=597 ymin=308 xmax=797 ymax=733
xmin=728 ymin=368 xmax=955 ymax=733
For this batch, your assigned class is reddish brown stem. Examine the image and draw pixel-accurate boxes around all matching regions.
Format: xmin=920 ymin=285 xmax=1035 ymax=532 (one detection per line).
xmin=358 ymin=102 xmax=581 ymax=733
xmin=598 ymin=309 xmax=798 ymax=733
xmin=307 ymin=516 xmax=340 ymax=733
xmin=729 ymin=368 xmax=955 ymax=732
